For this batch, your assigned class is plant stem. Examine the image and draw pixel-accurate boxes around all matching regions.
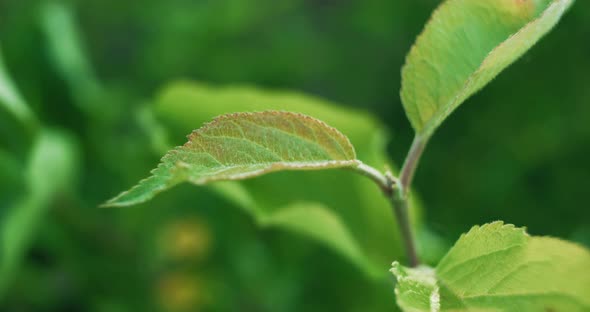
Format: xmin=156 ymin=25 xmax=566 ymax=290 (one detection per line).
xmin=354 ymin=162 xmax=392 ymax=195
xmin=390 ymin=136 xmax=427 ymax=267
xmin=399 ymin=136 xmax=426 ymax=196
xmin=390 ymin=189 xmax=419 ymax=267
xmin=353 ymin=150 xmax=424 ymax=267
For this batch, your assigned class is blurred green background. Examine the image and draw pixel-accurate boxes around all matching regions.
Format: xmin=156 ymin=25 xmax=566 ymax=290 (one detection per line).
xmin=0 ymin=0 xmax=589 ymax=311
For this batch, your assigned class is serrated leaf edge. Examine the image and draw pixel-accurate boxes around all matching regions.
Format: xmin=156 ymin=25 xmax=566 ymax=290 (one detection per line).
xmin=190 ymin=111 xmax=358 ymax=159
xmin=103 ymin=111 xmax=361 ymax=207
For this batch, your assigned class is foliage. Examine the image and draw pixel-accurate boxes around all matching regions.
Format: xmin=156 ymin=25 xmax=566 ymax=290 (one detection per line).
xmin=401 ymin=0 xmax=574 ymax=139
xmin=0 ymin=0 xmax=588 ymax=311
xmin=109 ymin=0 xmax=586 ymax=311
xmin=0 ymin=46 xmax=37 ymax=131
xmin=107 ymin=111 xmax=387 ymax=274
xmin=0 ymin=130 xmax=79 ymax=298
xmin=392 ymin=222 xmax=590 ymax=311
xmin=106 ymin=111 xmax=360 ymax=207
xmin=127 ymin=84 xmax=423 ymax=278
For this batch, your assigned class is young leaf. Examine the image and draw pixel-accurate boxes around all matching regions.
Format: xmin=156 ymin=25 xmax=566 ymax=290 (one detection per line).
xmin=392 ymin=221 xmax=590 ymax=312
xmin=401 ymin=0 xmax=574 ymax=139
xmin=147 ymin=81 xmax=423 ymax=279
xmin=105 ymin=111 xmax=360 ymax=207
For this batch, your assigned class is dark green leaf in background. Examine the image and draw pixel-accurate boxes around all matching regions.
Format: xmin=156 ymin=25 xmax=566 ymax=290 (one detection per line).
xmin=0 ymin=46 xmax=37 ymax=130
xmin=0 ymin=130 xmax=79 ymax=298
xmin=40 ymin=2 xmax=104 ymax=114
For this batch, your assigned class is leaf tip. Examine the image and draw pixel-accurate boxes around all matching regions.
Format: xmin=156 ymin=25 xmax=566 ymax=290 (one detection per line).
xmin=99 ymin=195 xmax=133 ymax=208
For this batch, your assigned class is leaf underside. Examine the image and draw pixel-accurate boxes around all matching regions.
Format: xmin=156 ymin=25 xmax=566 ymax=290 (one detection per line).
xmin=401 ymin=0 xmax=574 ymax=138
xmin=392 ymin=221 xmax=590 ymax=312
xmin=105 ymin=111 xmax=359 ymax=207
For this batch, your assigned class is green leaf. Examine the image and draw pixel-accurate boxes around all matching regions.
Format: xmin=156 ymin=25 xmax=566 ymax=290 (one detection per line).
xmin=0 ymin=46 xmax=37 ymax=129
xmin=40 ymin=2 xmax=103 ymax=112
xmin=152 ymin=81 xmax=385 ymax=149
xmin=209 ymin=177 xmax=382 ymax=277
xmin=0 ymin=129 xmax=79 ymax=297
xmin=261 ymin=201 xmax=372 ymax=274
xmin=392 ymin=221 xmax=590 ymax=312
xmin=140 ymin=81 xmax=424 ymax=278
xmin=105 ymin=111 xmax=360 ymax=207
xmin=401 ymin=0 xmax=574 ymax=138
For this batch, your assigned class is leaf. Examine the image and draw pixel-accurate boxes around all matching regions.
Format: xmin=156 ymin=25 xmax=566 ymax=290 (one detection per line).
xmin=0 ymin=46 xmax=37 ymax=129
xmin=153 ymin=81 xmax=385 ymax=149
xmin=40 ymin=2 xmax=103 ymax=112
xmin=261 ymin=201 xmax=376 ymax=276
xmin=0 ymin=148 xmax=22 ymax=190
xmin=0 ymin=129 xmax=79 ymax=297
xmin=401 ymin=0 xmax=574 ymax=138
xmin=105 ymin=111 xmax=360 ymax=207
xmin=140 ymin=81 xmax=425 ymax=278
xmin=391 ymin=221 xmax=590 ymax=312
xmin=209 ymin=176 xmax=383 ymax=277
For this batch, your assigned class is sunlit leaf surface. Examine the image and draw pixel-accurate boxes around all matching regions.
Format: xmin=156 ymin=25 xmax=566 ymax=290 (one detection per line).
xmin=135 ymin=82 xmax=424 ymax=278
xmin=401 ymin=0 xmax=574 ymax=138
xmin=105 ymin=111 xmax=359 ymax=207
xmin=392 ymin=221 xmax=590 ymax=311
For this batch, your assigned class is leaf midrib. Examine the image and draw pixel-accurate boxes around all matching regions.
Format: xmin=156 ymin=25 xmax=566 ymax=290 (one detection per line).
xmin=419 ymin=0 xmax=564 ymax=138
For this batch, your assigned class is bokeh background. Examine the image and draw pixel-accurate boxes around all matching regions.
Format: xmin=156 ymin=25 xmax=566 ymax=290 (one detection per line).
xmin=1 ymin=0 xmax=589 ymax=311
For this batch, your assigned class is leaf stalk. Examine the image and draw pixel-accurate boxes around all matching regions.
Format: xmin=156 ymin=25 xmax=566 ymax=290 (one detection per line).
xmin=399 ymin=136 xmax=426 ymax=196
xmin=354 ymin=142 xmax=425 ymax=267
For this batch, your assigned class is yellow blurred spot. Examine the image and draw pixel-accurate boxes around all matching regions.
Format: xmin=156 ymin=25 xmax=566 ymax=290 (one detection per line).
xmin=157 ymin=273 xmax=202 ymax=312
xmin=159 ymin=218 xmax=212 ymax=261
